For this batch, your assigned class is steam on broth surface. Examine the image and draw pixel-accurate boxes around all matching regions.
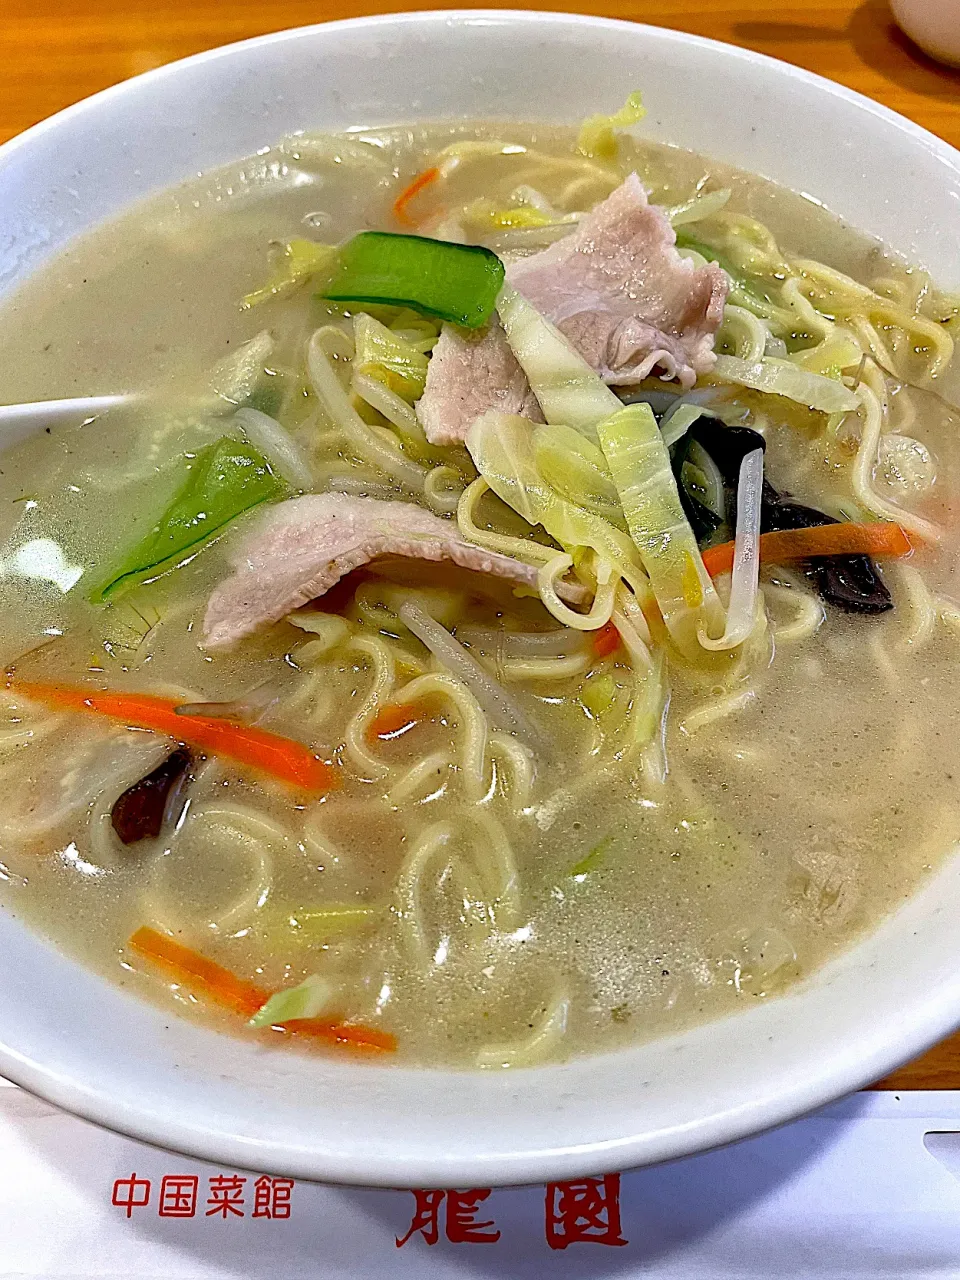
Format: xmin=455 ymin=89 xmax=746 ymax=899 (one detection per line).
xmin=0 ymin=111 xmax=958 ymax=1068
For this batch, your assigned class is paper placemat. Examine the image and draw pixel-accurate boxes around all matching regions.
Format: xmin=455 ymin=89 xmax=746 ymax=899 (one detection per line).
xmin=2 ymin=1082 xmax=960 ymax=1278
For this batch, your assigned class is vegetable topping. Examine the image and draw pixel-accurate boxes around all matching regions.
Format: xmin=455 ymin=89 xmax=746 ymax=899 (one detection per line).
xmin=128 ymin=928 xmax=395 ymax=1052
xmin=111 ymin=748 xmax=192 ymax=845
xmin=91 ymin=437 xmax=285 ymax=604
xmin=9 ymin=681 xmax=336 ymax=794
xmin=322 ymin=231 xmax=505 ymax=329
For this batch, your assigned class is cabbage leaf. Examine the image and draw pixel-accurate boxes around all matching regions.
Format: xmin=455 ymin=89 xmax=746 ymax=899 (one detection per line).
xmin=791 ymin=331 xmax=862 ymax=380
xmin=577 ymin=91 xmax=646 ymax=161
xmin=533 ymin=424 xmax=626 ymax=529
xmin=248 ymin=973 xmax=335 ymax=1028
xmin=353 ymin=312 xmax=430 ymax=403
xmin=498 ymin=287 xmax=621 ymax=438
xmin=711 ymin=354 xmax=859 ymax=413
xmin=597 ymin=402 xmax=723 ymax=657
xmin=242 ymin=239 xmax=337 ymax=309
xmin=466 ymin=411 xmax=644 ymax=576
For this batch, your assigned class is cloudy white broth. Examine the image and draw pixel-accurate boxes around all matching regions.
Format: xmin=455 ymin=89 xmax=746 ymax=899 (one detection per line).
xmin=0 ymin=105 xmax=958 ymax=1069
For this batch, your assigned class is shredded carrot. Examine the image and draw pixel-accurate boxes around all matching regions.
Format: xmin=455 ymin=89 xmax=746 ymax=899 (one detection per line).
xmin=701 ymin=522 xmax=914 ymax=578
xmin=592 ymin=621 xmax=622 ymax=659
xmin=284 ymin=1018 xmax=398 ymax=1054
xmin=129 ymin=927 xmax=396 ymax=1053
xmin=393 ymin=166 xmax=440 ymax=226
xmin=9 ymin=679 xmax=336 ymax=794
xmin=367 ymin=701 xmax=427 ymax=743
xmin=129 ymin=926 xmax=267 ymax=1018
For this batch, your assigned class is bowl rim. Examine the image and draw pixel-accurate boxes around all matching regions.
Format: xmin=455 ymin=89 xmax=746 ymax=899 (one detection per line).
xmin=1 ymin=8 xmax=960 ymax=1187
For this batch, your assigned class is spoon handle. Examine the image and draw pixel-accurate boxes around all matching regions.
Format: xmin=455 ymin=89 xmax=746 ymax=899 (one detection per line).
xmin=0 ymin=395 xmax=130 ymax=445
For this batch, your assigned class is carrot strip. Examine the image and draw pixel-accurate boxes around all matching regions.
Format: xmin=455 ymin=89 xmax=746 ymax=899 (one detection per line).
xmin=592 ymin=621 xmax=622 ymax=658
xmin=367 ymin=701 xmax=426 ymax=743
xmin=393 ymin=166 xmax=440 ymax=226
xmin=9 ymin=679 xmax=336 ymax=794
xmin=129 ymin=927 xmax=396 ymax=1053
xmin=129 ymin=926 xmax=267 ymax=1018
xmin=701 ymin=522 xmax=914 ymax=578
xmin=284 ymin=1017 xmax=398 ymax=1054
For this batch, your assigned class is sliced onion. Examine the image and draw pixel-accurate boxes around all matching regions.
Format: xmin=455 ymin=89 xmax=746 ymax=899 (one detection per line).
xmin=667 ymin=186 xmax=732 ymax=227
xmin=234 ymin=407 xmax=313 ymax=490
xmin=398 ymin=602 xmax=548 ymax=754
xmin=456 ymin=626 xmax=589 ymax=658
xmin=682 ymin=439 xmax=725 ymax=520
xmin=619 ymin=386 xmax=749 ymax=431
xmin=175 ymin=678 xmax=283 ymax=722
xmin=660 ymin=402 xmax=709 ymax=448
xmin=618 ymin=389 xmax=684 ymax=416
xmin=699 ymin=447 xmax=763 ymax=651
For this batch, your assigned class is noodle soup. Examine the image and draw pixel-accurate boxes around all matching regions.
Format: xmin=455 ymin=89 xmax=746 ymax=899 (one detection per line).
xmin=0 ymin=110 xmax=957 ymax=1068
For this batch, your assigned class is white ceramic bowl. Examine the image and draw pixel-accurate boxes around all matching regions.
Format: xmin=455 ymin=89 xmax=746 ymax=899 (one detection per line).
xmin=1 ymin=10 xmax=960 ymax=1188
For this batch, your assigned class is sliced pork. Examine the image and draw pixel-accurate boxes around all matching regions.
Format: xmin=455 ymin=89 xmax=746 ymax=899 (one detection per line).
xmin=506 ymin=172 xmax=727 ymax=390
xmin=203 ymin=493 xmax=543 ymax=649
xmin=415 ymin=318 xmax=544 ymax=446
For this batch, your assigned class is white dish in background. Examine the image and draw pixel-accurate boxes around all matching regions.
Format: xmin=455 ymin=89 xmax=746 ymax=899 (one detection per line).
xmin=890 ymin=0 xmax=960 ymax=69
xmin=0 ymin=10 xmax=959 ymax=1188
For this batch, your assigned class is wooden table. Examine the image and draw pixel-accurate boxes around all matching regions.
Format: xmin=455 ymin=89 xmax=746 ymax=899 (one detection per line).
xmin=2 ymin=0 xmax=959 ymax=1089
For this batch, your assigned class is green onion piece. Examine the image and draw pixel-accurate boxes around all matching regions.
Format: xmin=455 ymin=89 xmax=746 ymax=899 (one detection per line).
xmin=322 ymin=232 xmax=505 ymax=329
xmin=570 ymin=835 xmax=614 ymax=881
xmin=90 ymin=437 xmax=285 ymax=603
xmin=248 ymin=973 xmax=335 ymax=1029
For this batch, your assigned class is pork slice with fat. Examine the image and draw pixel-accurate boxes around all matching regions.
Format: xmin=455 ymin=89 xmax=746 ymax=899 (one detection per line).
xmin=203 ymin=492 xmax=545 ymax=649
xmin=506 ymin=172 xmax=728 ymax=390
xmin=415 ymin=318 xmax=544 ymax=446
